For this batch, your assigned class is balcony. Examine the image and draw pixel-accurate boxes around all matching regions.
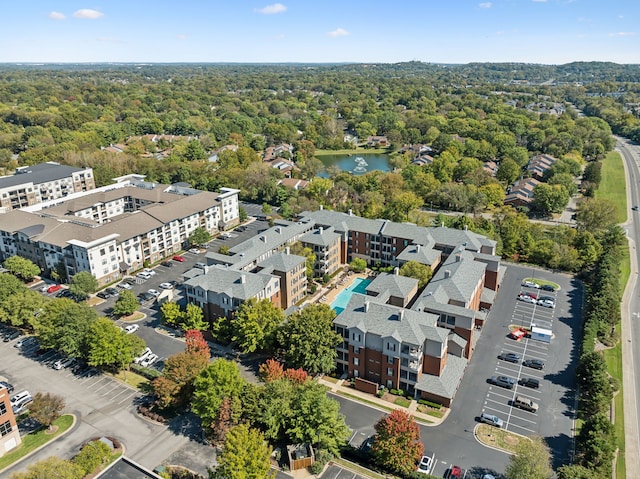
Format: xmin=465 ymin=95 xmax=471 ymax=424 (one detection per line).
xmin=408 ymin=361 xmax=420 ymax=371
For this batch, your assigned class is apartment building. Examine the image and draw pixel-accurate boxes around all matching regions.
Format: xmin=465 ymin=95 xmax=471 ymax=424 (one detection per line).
xmin=0 ymin=385 xmax=21 ymax=457
xmin=299 ymin=226 xmax=341 ymax=277
xmin=256 ymin=250 xmax=307 ymax=310
xmin=0 ymin=176 xmax=239 ymax=285
xmin=0 ymin=162 xmax=95 ymax=211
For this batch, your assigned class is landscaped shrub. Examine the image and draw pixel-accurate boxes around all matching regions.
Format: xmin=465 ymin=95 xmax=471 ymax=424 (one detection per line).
xmin=418 ymin=399 xmax=442 ymax=409
xmin=390 ymin=388 xmax=405 ymax=396
xmin=130 ymin=363 xmax=162 ymax=380
xmin=72 ymin=440 xmax=112 ymax=475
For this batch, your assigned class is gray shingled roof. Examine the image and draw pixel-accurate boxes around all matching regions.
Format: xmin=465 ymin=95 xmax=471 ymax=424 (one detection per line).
xmin=366 ymin=272 xmax=418 ymax=300
xmin=185 ymin=266 xmax=277 ymax=300
xmin=396 ymin=243 xmax=441 ymax=266
xmin=380 ymin=221 xmax=434 ymax=247
xmin=448 ymin=332 xmax=468 ymax=350
xmin=430 ymin=226 xmax=496 ymax=252
xmin=258 ymin=251 xmax=306 ymax=273
xmin=334 ymin=293 xmax=445 ymax=347
xmin=0 ymin=162 xmax=89 ymax=189
xmin=301 ymin=209 xmax=384 ymax=235
xmin=415 ymin=353 xmax=468 ymax=399
xmin=300 ymin=226 xmax=340 ymax=247
xmin=228 ymin=221 xmax=312 ymax=263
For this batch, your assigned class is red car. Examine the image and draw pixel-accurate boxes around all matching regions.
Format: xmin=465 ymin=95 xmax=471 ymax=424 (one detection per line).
xmin=47 ymin=284 xmax=62 ymax=294
xmin=509 ymin=328 xmax=528 ymax=341
xmin=447 ymin=466 xmax=463 ymax=479
xmin=172 ymin=255 xmax=185 ymax=262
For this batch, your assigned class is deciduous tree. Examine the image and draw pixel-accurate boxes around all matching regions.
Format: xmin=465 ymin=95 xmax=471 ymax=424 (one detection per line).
xmin=69 ymin=271 xmax=98 ymax=300
xmin=372 ymin=410 xmax=424 ymax=476
xmin=87 ymin=318 xmax=145 ymax=370
xmin=349 ymin=257 xmax=367 ymax=273
xmin=504 ymin=435 xmax=554 ymax=479
xmin=185 ymin=329 xmax=210 ymax=359
xmin=35 ymin=299 xmax=98 ymax=358
xmin=153 ymin=349 xmax=209 ymax=408
xmin=210 ymin=424 xmax=273 ymax=479
xmin=276 ymin=303 xmax=340 ymax=374
xmin=192 ymin=359 xmax=245 ymax=428
xmin=28 ymin=393 xmax=65 ymax=431
xmin=189 ymin=227 xmax=211 ymax=247
xmin=4 ymin=256 xmax=40 ymax=282
xmin=182 ymin=303 xmax=207 ymax=331
xmin=112 ymin=289 xmax=139 ymax=317
xmin=232 ymin=298 xmax=284 ymax=353
xmin=399 ymin=260 xmax=432 ymax=289
xmin=9 ymin=456 xmax=83 ymax=479
xmin=160 ymin=301 xmax=182 ymax=326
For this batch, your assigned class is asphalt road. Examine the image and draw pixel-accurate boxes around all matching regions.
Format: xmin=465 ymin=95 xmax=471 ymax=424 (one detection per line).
xmin=615 ymin=137 xmax=640 ymax=474
xmin=333 ymin=264 xmax=581 ymax=478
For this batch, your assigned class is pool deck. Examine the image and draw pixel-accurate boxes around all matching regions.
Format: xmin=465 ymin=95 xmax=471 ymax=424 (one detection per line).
xmin=306 ymin=270 xmax=372 ymax=308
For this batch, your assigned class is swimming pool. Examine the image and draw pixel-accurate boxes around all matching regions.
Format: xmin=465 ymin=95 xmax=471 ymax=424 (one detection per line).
xmin=331 ymin=277 xmax=372 ymax=314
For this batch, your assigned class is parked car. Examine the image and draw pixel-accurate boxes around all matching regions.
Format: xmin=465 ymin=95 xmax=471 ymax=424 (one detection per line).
xmin=3 ymin=330 xmax=20 ymax=342
xmin=518 ymin=377 xmax=540 ymax=389
xmin=498 ymin=352 xmax=520 ymax=363
xmin=0 ymin=380 xmax=14 ymax=393
xmin=53 ymin=357 xmax=76 ymax=370
xmin=140 ymin=353 xmax=158 ymax=367
xmin=538 ymin=299 xmax=555 ymax=308
xmin=479 ymin=412 xmax=504 ymax=428
xmin=523 ymin=358 xmax=545 ymax=370
xmin=57 ymin=289 xmax=72 ymax=298
xmin=11 ymin=391 xmax=33 ymax=414
xmin=447 ymin=465 xmax=463 ymax=479
xmin=517 ymin=294 xmax=536 ymax=304
xmin=138 ymin=292 xmax=155 ymax=302
xmin=137 ymin=271 xmax=153 ymax=280
xmin=489 ymin=375 xmax=515 ymax=389
xmin=417 ymin=454 xmax=434 ymax=474
xmin=125 ymin=324 xmax=139 ymax=334
xmin=513 ymin=395 xmax=539 ymax=413
xmin=161 ymin=261 xmax=174 ymax=268
xmin=147 ymin=289 xmax=161 ymax=297
xmin=159 ymin=282 xmax=174 ymax=290
xmin=540 ymin=284 xmax=556 ymax=292
xmin=105 ymin=287 xmax=120 ymax=297
xmin=173 ymin=255 xmax=185 ymax=262
xmin=133 ymin=347 xmax=152 ymax=364
xmin=522 ymin=280 xmax=540 ymax=289
xmin=97 ymin=291 xmax=113 ymax=299
xmin=189 ymin=247 xmax=200 ymax=254
xmin=117 ymin=281 xmax=133 ymax=290
xmin=14 ymin=336 xmax=37 ymax=349
xmin=509 ymin=328 xmax=527 ymax=341
xmin=47 ymin=284 xmax=62 ymax=294
xmin=143 ymin=268 xmax=156 ymax=276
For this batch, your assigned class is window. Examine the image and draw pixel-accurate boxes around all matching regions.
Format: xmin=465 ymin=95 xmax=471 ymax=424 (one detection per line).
xmin=353 ymin=370 xmax=359 ymax=378
xmin=0 ymin=402 xmax=6 ymax=416
xmin=353 ymin=358 xmax=359 ymax=366
xmin=387 ymin=368 xmax=394 ymax=376
xmin=0 ymin=420 xmax=12 ymax=437
xmin=353 ymin=346 xmax=360 ymax=354
xmin=386 ymin=342 xmax=396 ymax=352
xmin=352 ymin=333 xmax=361 ymax=342
xmin=387 ymin=356 xmax=394 ymax=364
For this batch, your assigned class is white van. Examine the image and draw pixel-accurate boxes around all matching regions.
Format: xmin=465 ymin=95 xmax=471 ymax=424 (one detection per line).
xmin=134 ymin=347 xmax=152 ymax=364
xmin=53 ymin=357 xmax=76 ymax=370
xmin=11 ymin=391 xmax=32 ymax=413
xmin=10 ymin=390 xmax=31 ymax=407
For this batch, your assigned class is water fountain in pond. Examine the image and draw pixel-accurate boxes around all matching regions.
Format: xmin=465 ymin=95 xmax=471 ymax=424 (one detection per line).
xmin=352 ymin=156 xmax=368 ymax=173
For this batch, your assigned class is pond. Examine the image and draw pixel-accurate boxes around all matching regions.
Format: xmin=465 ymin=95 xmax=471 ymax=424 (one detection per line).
xmin=318 ymin=153 xmax=391 ymax=176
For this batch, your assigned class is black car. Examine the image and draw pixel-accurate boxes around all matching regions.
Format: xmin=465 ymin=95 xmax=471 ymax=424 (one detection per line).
xmin=3 ymin=330 xmax=20 ymax=342
xmin=518 ymin=377 xmax=540 ymax=389
xmin=105 ymin=287 xmax=119 ymax=297
xmin=489 ymin=375 xmax=515 ymax=389
xmin=56 ymin=289 xmax=72 ymax=298
xmin=523 ymin=358 xmax=545 ymax=370
xmin=0 ymin=380 xmax=14 ymax=393
xmin=498 ymin=352 xmax=521 ymax=363
xmin=96 ymin=291 xmax=110 ymax=299
xmin=161 ymin=261 xmax=174 ymax=268
xmin=540 ymin=284 xmax=556 ymax=292
xmin=138 ymin=292 xmax=155 ymax=302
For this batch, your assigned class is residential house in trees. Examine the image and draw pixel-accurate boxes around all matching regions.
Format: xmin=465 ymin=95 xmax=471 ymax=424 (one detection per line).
xmin=504 ymin=178 xmax=541 ymax=208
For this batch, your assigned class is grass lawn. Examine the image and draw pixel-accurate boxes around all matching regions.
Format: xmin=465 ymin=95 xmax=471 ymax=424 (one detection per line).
xmin=596 ymin=151 xmax=627 ymax=224
xmin=322 ymin=375 xmax=340 ymax=384
xmin=394 ymin=397 xmax=411 ymax=408
xmin=0 ymin=414 xmax=74 ymax=470
xmin=475 ymin=424 xmax=525 ymax=454
xmin=522 ymin=277 xmax=560 ymax=290
xmin=119 ymin=311 xmax=145 ymax=322
xmin=620 ymin=245 xmax=631 ymax=293
xmin=604 ymin=324 xmax=625 ymax=479
xmin=315 ymin=148 xmax=390 ymax=157
xmin=334 ymin=391 xmax=393 ymax=412
xmin=111 ymin=370 xmax=150 ymax=390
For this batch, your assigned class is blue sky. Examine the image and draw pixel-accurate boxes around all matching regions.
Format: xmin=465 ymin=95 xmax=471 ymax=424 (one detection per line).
xmin=2 ymin=1 xmax=639 ymax=64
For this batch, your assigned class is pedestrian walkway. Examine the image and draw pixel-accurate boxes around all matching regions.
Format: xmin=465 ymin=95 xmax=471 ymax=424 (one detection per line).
xmin=317 ymin=376 xmax=449 ymax=426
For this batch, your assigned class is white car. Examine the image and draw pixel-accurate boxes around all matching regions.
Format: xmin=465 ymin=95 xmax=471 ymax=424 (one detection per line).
xmin=140 ymin=353 xmax=158 ymax=367
xmin=137 ymin=271 xmax=152 ymax=280
xmin=159 ymin=282 xmax=174 ymax=290
xmin=189 ymin=248 xmax=200 ymax=254
xmin=117 ymin=282 xmax=132 ymax=290
xmin=538 ymin=299 xmax=555 ymax=308
xmin=134 ymin=347 xmax=152 ymax=364
xmin=522 ymin=280 xmax=539 ymax=289
xmin=53 ymin=357 xmax=76 ymax=370
xmin=143 ymin=268 xmax=157 ymax=276
xmin=147 ymin=289 xmax=161 ymax=297
xmin=417 ymin=454 xmax=434 ymax=474
xmin=124 ymin=324 xmax=139 ymax=334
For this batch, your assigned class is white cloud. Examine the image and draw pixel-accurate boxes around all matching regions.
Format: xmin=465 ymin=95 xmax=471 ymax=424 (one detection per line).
xmin=255 ymin=3 xmax=287 ymax=15
xmin=479 ymin=2 xmax=492 ymax=8
xmin=73 ymin=9 xmax=104 ymax=19
xmin=48 ymin=11 xmax=66 ymax=20
xmin=327 ymin=28 xmax=349 ymax=38
xmin=608 ymin=31 xmax=636 ymax=37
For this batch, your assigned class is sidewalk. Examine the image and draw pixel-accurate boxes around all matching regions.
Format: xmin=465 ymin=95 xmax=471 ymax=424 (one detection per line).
xmin=317 ymin=376 xmax=449 ymax=426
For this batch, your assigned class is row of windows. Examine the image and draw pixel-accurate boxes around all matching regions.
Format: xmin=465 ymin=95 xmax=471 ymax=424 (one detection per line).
xmin=0 ymin=419 xmax=13 ymax=437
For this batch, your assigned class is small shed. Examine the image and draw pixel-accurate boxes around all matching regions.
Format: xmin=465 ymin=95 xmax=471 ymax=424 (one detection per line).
xmin=287 ymin=443 xmax=315 ymax=471
xmin=530 ymin=325 xmax=552 ymax=343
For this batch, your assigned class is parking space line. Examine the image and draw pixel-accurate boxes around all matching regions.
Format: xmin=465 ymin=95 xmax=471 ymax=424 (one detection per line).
xmin=507 ymin=423 xmax=536 ymax=434
xmin=117 ymin=391 xmax=139 ymax=405
xmin=86 ymin=376 xmax=109 ymax=387
xmin=94 ymin=380 xmax=115 ymax=392
xmin=101 ymin=384 xmax=120 ymax=396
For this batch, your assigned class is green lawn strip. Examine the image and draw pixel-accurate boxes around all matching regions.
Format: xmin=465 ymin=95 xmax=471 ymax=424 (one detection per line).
xmin=331 ymin=457 xmax=387 ymax=479
xmin=119 ymin=311 xmax=145 ymax=322
xmin=522 ymin=277 xmax=560 ymax=290
xmin=334 ymin=391 xmax=393 ymax=412
xmin=596 ymin=151 xmax=627 ymax=224
xmin=394 ymin=397 xmax=411 ymax=408
xmin=110 ymin=370 xmax=150 ymax=390
xmin=475 ymin=424 xmax=525 ymax=454
xmin=322 ymin=375 xmax=340 ymax=384
xmin=620 ymin=245 xmax=631 ymax=293
xmin=0 ymin=414 xmax=74 ymax=470
xmin=603 ymin=325 xmax=625 ymax=479
xmin=314 ymin=148 xmax=390 ymax=157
